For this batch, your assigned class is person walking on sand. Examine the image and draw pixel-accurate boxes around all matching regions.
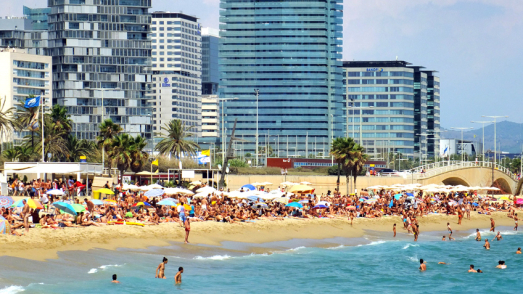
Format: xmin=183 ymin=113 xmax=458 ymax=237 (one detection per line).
xmin=21 ymin=199 xmax=30 ymax=233
xmin=393 ymin=223 xmax=396 ymax=237
xmin=484 ymin=239 xmax=490 ymax=250
xmin=490 ymin=218 xmax=495 ymax=232
xmin=447 ymin=223 xmax=455 ymax=241
xmin=156 ymin=257 xmax=168 ymax=279
xmin=184 ymin=217 xmax=191 ymax=244
xmin=475 ymin=229 xmax=481 ymax=241
xmin=175 ymin=267 xmax=183 ymax=284
xmin=419 ymin=259 xmax=426 ymax=271
xmin=514 ymin=213 xmax=518 ymax=231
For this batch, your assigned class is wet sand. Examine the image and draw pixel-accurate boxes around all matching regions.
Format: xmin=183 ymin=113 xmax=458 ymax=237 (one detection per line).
xmin=0 ymin=211 xmax=518 ymax=261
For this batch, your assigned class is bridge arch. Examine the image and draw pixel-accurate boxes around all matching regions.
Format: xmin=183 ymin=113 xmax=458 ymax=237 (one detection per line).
xmin=494 ymin=178 xmax=513 ymax=194
xmin=442 ymin=177 xmax=470 ymax=187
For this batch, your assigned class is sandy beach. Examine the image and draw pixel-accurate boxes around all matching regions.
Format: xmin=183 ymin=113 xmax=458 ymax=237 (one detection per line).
xmin=0 ymin=211 xmax=517 ymax=261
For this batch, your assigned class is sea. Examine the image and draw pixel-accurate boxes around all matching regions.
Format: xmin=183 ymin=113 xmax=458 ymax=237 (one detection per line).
xmin=0 ymin=227 xmax=522 ymax=293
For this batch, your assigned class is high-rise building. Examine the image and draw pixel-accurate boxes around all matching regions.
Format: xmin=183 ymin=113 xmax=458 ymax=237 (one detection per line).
xmin=342 ymin=60 xmax=440 ymax=161
xmin=47 ymin=0 xmax=153 ymax=140
xmin=0 ymin=48 xmax=52 ymax=145
xmin=201 ymin=27 xmax=219 ymax=95
xmin=425 ymin=71 xmax=440 ymax=158
xmin=150 ymin=12 xmax=201 ymax=135
xmin=219 ymin=0 xmax=344 ymax=162
xmin=0 ymin=17 xmax=32 ymax=49
xmin=201 ymin=95 xmax=219 ymax=137
xmin=23 ymin=6 xmax=51 ymax=31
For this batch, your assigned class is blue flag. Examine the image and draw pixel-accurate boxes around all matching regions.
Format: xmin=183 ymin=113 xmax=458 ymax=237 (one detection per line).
xmin=24 ymin=96 xmax=40 ymax=108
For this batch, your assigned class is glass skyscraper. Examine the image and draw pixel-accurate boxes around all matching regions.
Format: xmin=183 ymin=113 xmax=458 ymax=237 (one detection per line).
xmin=23 ymin=6 xmax=51 ymax=31
xmin=47 ymin=0 xmax=152 ymax=140
xmin=201 ymin=27 xmax=219 ymax=95
xmin=219 ymin=0 xmax=344 ymax=161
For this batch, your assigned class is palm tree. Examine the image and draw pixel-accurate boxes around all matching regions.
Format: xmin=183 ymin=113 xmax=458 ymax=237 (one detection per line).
xmin=331 ymin=137 xmax=367 ymax=195
xmin=129 ymin=135 xmax=149 ymax=173
xmin=3 ymin=148 xmax=18 ymax=161
xmin=97 ymin=119 xmax=122 ymax=175
xmin=49 ymin=104 xmax=72 ymax=133
xmin=23 ymin=116 xmax=68 ymax=161
xmin=109 ymin=133 xmax=133 ymax=183
xmin=0 ymin=96 xmax=18 ymax=151
xmin=65 ymin=135 xmax=96 ymax=162
xmin=155 ymin=119 xmax=199 ymax=159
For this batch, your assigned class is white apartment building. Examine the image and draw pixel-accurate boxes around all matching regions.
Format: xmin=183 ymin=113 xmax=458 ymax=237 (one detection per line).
xmin=150 ymin=12 xmax=202 ymax=135
xmin=201 ymin=95 xmax=218 ymax=137
xmin=0 ymin=48 xmax=52 ymax=145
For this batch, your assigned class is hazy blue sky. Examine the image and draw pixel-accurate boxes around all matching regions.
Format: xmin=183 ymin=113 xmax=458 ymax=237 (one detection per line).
xmin=9 ymin=0 xmax=522 ymax=128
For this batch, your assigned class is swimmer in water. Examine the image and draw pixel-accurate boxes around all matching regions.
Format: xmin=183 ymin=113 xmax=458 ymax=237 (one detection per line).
xmin=447 ymin=223 xmax=455 ymax=241
xmin=442 ymin=236 xmax=446 ymax=241
xmin=112 ymin=274 xmax=120 ymax=284
xmin=175 ymin=267 xmax=184 ymax=284
xmin=419 ymin=259 xmax=426 ymax=271
xmin=155 ymin=257 xmax=168 ymax=279
xmin=438 ymin=262 xmax=446 ymax=265
xmin=468 ymin=265 xmax=477 ymax=273
xmin=496 ymin=260 xmax=506 ymax=269
xmin=475 ymin=229 xmax=481 ymax=241
xmin=516 ymin=247 xmax=521 ymax=254
xmin=493 ymin=231 xmax=503 ymax=241
xmin=477 ymin=269 xmax=483 ymax=273
xmin=484 ymin=239 xmax=490 ymax=250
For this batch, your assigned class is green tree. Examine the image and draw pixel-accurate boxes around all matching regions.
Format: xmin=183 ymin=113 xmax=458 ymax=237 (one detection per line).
xmin=109 ymin=133 xmax=133 ymax=182
xmin=49 ymin=104 xmax=72 ymax=133
xmin=228 ymin=158 xmax=248 ymax=168
xmin=65 ymin=135 xmax=96 ymax=162
xmin=0 ymin=96 xmax=18 ymax=151
xmin=331 ymin=137 xmax=368 ymax=195
xmin=155 ymin=119 xmax=200 ymax=159
xmin=97 ymin=119 xmax=122 ymax=175
xmin=23 ymin=115 xmax=68 ymax=161
xmin=2 ymin=148 xmax=18 ymax=161
xmin=350 ymin=143 xmax=369 ymax=188
xmin=129 ymin=135 xmax=149 ymax=173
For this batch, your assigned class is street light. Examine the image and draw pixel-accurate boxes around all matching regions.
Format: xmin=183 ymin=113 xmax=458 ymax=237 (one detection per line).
xmin=481 ymin=115 xmax=508 ymax=165
xmin=94 ymin=87 xmax=120 ymax=174
xmin=471 ymin=120 xmax=493 ymax=162
xmin=450 ymin=127 xmax=473 ymax=162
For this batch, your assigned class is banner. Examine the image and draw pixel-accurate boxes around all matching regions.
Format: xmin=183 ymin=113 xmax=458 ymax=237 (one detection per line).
xmin=24 ymin=96 xmax=41 ymax=108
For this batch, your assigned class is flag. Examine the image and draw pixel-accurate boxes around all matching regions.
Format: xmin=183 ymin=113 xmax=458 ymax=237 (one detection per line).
xmin=24 ymin=96 xmax=41 ymax=108
xmin=154 ymin=169 xmax=159 ymax=174
xmin=201 ymin=149 xmax=211 ymax=156
xmin=151 ymin=159 xmax=159 ymax=166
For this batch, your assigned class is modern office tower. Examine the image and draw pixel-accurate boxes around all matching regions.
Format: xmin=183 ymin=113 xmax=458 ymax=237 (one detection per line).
xmin=201 ymin=27 xmax=219 ymax=95
xmin=0 ymin=48 xmax=52 ymax=145
xmin=0 ymin=17 xmax=33 ymax=48
xmin=343 ymin=61 xmax=416 ymax=158
xmin=47 ymin=0 xmax=152 ymax=140
xmin=425 ymin=71 xmax=440 ymax=158
xmin=219 ymin=0 xmax=344 ymax=162
xmin=23 ymin=6 xmax=51 ymax=30
xmin=201 ymin=95 xmax=219 ymax=137
xmin=150 ymin=12 xmax=201 ymax=135
xmin=411 ymin=66 xmax=428 ymax=159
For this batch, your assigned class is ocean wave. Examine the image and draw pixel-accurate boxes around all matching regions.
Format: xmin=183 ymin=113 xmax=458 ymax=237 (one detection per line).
xmin=357 ymin=241 xmax=387 ymax=247
xmin=194 ymin=255 xmax=231 ymax=260
xmin=286 ymin=246 xmax=306 ymax=252
xmin=88 ymin=264 xmax=124 ymax=274
xmin=403 ymin=244 xmax=419 ymax=250
xmin=326 ymin=245 xmax=346 ymax=250
xmin=0 ymin=286 xmax=25 ymax=294
xmin=467 ymin=230 xmax=518 ymax=239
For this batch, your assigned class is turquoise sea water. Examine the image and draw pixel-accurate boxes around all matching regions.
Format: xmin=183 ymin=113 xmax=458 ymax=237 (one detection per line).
xmin=1 ymin=227 xmax=522 ymax=293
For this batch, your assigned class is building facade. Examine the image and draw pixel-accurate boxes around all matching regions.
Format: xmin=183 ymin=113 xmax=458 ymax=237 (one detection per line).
xmin=0 ymin=17 xmax=33 ymax=49
xmin=219 ymin=0 xmax=344 ymax=163
xmin=47 ymin=0 xmax=152 ymax=140
xmin=150 ymin=12 xmax=201 ymax=134
xmin=201 ymin=95 xmax=218 ymax=137
xmin=425 ymin=71 xmax=441 ymax=158
xmin=0 ymin=48 xmax=52 ymax=145
xmin=201 ymin=27 xmax=219 ymax=95
xmin=23 ymin=6 xmax=51 ymax=31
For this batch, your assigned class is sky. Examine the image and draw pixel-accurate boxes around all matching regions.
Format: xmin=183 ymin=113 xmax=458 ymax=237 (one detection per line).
xmin=8 ymin=0 xmax=523 ymax=129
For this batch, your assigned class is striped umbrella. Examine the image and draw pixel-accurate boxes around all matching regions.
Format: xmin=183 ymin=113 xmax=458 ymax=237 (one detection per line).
xmin=0 ymin=196 xmax=14 ymax=208
xmin=144 ymin=189 xmax=165 ymax=197
xmin=0 ymin=219 xmax=10 ymax=235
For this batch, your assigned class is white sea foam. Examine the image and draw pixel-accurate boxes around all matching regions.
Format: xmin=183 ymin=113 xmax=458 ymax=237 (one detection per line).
xmin=87 ymin=269 xmax=98 ymax=274
xmin=88 ymin=264 xmax=123 ymax=274
xmin=286 ymin=246 xmax=306 ymax=252
xmin=408 ymin=256 xmax=419 ymax=262
xmin=0 ymin=286 xmax=25 ymax=294
xmin=194 ymin=255 xmax=231 ymax=260
xmin=326 ymin=245 xmax=346 ymax=250
xmin=403 ymin=244 xmax=419 ymax=250
xmin=467 ymin=230 xmax=518 ymax=238
xmin=357 ymin=241 xmax=387 ymax=247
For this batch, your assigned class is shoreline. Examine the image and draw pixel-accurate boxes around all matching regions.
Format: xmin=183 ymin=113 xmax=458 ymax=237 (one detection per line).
xmin=0 ymin=212 xmax=518 ymax=261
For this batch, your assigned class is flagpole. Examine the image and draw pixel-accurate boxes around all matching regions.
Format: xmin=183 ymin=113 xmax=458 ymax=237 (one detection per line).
xmin=41 ymin=96 xmax=44 ymax=162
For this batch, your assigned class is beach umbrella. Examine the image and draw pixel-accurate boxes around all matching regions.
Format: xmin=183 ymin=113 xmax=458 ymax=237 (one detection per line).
xmin=300 ymin=181 xmax=312 ymax=185
xmin=133 ymin=202 xmax=152 ymax=208
xmin=190 ymin=180 xmax=202 ymax=185
xmin=273 ymin=197 xmax=289 ymax=204
xmin=242 ymin=184 xmax=256 ymax=191
xmin=394 ymin=194 xmax=402 ymax=200
xmin=122 ymin=184 xmax=140 ymax=191
xmin=71 ymin=204 xmax=86 ymax=213
xmin=299 ymin=199 xmax=309 ymax=204
xmin=515 ymin=198 xmax=523 ymax=205
xmin=286 ymin=202 xmax=303 ymax=208
xmin=0 ymin=219 xmax=10 ymax=235
xmin=144 ymin=189 xmax=165 ymax=197
xmin=103 ymin=199 xmax=117 ymax=206
xmin=11 ymin=198 xmax=43 ymax=209
xmin=499 ymin=196 xmax=511 ymax=201
xmin=317 ymin=201 xmax=331 ymax=207
xmin=252 ymin=203 xmax=268 ymax=209
xmin=177 ymin=203 xmax=192 ymax=210
xmin=94 ymin=188 xmax=114 ymax=195
xmin=0 ymin=196 xmax=14 ymax=208
xmin=406 ymin=193 xmax=414 ymax=197
xmin=157 ymin=199 xmax=178 ymax=206
xmin=46 ymin=189 xmax=65 ymax=196
xmin=313 ymin=204 xmax=328 ymax=209
xmin=247 ymin=196 xmax=264 ymax=202
xmin=91 ymin=199 xmax=104 ymax=205
xmin=196 ymin=186 xmax=216 ymax=193
xmin=289 ymin=185 xmax=314 ymax=194
xmin=53 ymin=201 xmax=77 ymax=216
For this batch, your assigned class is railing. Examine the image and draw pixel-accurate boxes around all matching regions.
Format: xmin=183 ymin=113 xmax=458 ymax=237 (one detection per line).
xmin=409 ymin=161 xmax=517 ymax=181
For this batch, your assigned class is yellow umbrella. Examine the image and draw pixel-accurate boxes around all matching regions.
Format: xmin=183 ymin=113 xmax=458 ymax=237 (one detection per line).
xmin=289 ymin=185 xmax=315 ymax=194
xmin=178 ymin=204 xmax=192 ymax=210
xmin=500 ymin=196 xmax=511 ymax=201
xmin=94 ymin=188 xmax=114 ymax=195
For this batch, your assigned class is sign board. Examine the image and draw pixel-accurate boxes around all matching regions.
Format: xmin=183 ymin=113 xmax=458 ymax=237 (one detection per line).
xmin=182 ymin=170 xmax=195 ymax=179
xmin=161 ymin=77 xmax=171 ymax=87
xmin=80 ymin=156 xmax=87 ymax=163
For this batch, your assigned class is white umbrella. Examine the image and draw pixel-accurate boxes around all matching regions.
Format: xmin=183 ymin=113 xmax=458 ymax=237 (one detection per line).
xmin=46 ymin=189 xmax=65 ymax=195
xmin=196 ymin=186 xmax=216 ymax=193
xmin=317 ymin=201 xmax=331 ymax=207
xmin=122 ymin=184 xmax=140 ymax=191
xmin=300 ymin=181 xmax=312 ymax=185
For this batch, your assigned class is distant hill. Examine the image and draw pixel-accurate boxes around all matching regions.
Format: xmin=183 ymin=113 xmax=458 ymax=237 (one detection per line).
xmin=441 ymin=121 xmax=523 ymax=154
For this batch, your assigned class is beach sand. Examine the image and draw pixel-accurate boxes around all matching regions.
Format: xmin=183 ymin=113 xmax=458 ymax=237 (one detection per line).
xmin=0 ymin=211 xmax=517 ymax=261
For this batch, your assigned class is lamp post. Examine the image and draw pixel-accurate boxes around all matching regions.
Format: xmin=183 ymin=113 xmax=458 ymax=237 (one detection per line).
xmin=471 ymin=121 xmax=493 ymax=162
xmin=254 ymin=89 xmax=259 ymax=167
xmin=482 ymin=115 xmax=508 ymax=165
xmin=450 ymin=127 xmax=473 ymax=162
xmin=94 ymin=87 xmax=120 ymax=174
xmin=218 ymin=97 xmax=238 ymax=166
